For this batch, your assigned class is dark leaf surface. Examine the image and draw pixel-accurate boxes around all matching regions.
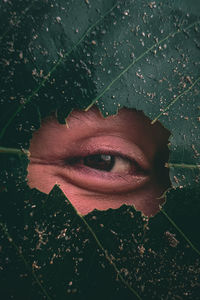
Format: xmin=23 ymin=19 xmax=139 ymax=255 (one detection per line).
xmin=1 ymin=185 xmax=200 ymax=299
xmin=0 ymin=0 xmax=200 ymax=299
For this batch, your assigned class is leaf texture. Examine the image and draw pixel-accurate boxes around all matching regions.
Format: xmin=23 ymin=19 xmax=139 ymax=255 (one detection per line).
xmin=0 ymin=1 xmax=200 ymax=299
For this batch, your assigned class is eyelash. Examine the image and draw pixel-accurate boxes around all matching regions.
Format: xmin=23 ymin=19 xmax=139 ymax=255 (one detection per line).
xmin=53 ymin=148 xmax=151 ymax=194
xmin=63 ymin=150 xmax=142 ymax=174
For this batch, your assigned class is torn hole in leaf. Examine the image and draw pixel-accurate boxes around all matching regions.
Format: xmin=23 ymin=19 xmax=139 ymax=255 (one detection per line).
xmin=27 ymin=106 xmax=171 ymax=217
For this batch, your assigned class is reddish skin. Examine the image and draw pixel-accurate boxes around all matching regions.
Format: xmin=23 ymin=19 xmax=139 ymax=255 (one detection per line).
xmin=27 ymin=107 xmax=171 ymax=217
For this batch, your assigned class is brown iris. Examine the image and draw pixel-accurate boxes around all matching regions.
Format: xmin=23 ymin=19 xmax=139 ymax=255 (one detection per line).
xmin=83 ymin=154 xmax=115 ymax=171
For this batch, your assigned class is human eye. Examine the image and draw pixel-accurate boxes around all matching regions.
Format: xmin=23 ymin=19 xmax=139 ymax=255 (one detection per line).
xmin=66 ymin=152 xmax=144 ymax=175
xmin=55 ymin=140 xmax=151 ymax=194
xmin=27 ymin=107 xmax=170 ymax=216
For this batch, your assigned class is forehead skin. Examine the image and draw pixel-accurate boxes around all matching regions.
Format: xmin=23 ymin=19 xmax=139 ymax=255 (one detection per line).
xmin=30 ymin=107 xmax=169 ymax=163
xmin=27 ymin=107 xmax=170 ymax=217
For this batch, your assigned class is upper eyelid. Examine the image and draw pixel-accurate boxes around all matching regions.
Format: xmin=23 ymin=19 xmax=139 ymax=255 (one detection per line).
xmin=30 ymin=134 xmax=151 ymax=171
xmin=30 ymin=152 xmax=140 ymax=174
xmin=30 ymin=148 xmax=149 ymax=172
xmin=66 ymin=145 xmax=150 ymax=171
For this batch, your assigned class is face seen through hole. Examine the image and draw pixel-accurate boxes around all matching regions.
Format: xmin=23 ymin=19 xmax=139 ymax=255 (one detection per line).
xmin=27 ymin=107 xmax=171 ymax=217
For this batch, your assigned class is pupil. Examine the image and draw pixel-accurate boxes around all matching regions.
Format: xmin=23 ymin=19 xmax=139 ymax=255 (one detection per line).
xmin=84 ymin=154 xmax=115 ymax=172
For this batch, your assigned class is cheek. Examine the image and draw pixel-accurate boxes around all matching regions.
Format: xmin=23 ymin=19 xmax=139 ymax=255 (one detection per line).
xmin=27 ymin=164 xmax=58 ymax=193
xmin=58 ymin=178 xmax=165 ymax=217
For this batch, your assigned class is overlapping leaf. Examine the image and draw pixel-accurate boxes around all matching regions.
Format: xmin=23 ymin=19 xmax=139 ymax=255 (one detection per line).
xmin=0 ymin=0 xmax=200 ymax=299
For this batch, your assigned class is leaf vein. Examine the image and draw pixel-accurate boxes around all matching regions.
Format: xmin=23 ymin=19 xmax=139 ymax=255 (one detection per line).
xmin=0 ymin=2 xmax=118 ymax=140
xmin=152 ymin=76 xmax=200 ymax=124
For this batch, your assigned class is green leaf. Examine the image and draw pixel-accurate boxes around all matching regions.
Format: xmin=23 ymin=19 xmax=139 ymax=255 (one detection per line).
xmin=1 ymin=185 xmax=200 ymax=299
xmin=0 ymin=1 xmax=200 ymax=299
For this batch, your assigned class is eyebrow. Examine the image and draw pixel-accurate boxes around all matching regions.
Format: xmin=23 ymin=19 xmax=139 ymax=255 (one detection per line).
xmin=47 ymin=107 xmax=102 ymax=124
xmin=69 ymin=107 xmax=102 ymax=123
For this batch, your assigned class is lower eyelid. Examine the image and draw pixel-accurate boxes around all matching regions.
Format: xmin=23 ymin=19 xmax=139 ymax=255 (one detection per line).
xmin=29 ymin=157 xmax=150 ymax=193
xmin=56 ymin=162 xmax=150 ymax=194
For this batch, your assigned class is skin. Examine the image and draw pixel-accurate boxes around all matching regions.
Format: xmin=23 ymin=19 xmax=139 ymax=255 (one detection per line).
xmin=27 ymin=107 xmax=171 ymax=217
